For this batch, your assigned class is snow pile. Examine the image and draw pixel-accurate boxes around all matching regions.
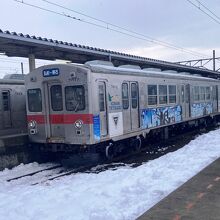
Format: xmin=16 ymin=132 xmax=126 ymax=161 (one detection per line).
xmin=0 ymin=129 xmax=220 ymax=220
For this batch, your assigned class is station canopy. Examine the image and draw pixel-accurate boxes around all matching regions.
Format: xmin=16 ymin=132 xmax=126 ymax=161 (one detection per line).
xmin=0 ymin=29 xmax=219 ymax=79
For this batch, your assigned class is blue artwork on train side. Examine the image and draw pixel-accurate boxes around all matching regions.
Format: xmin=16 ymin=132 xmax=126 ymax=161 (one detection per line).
xmin=93 ymin=115 xmax=101 ymax=141
xmin=141 ymin=105 xmax=182 ymax=129
xmin=191 ymin=103 xmax=213 ymax=118
xmin=42 ymin=68 xmax=59 ymax=77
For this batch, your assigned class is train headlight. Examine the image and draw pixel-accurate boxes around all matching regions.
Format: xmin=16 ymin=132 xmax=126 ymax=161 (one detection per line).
xmin=75 ymin=120 xmax=83 ymax=129
xmin=28 ymin=120 xmax=37 ymax=129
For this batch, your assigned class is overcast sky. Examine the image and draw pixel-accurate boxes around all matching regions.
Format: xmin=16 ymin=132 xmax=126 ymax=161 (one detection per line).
xmin=0 ymin=0 xmax=220 ymax=77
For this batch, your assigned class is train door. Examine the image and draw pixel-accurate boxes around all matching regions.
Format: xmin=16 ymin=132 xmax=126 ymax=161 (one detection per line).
xmin=122 ymin=81 xmax=139 ymax=133
xmin=43 ymin=82 xmax=64 ymax=138
xmin=130 ymin=82 xmax=139 ymax=130
xmin=98 ymin=81 xmax=108 ymax=136
xmin=2 ymin=90 xmax=12 ymax=128
xmin=218 ymin=86 xmax=220 ymax=112
xmin=185 ymin=84 xmax=191 ymax=118
xmin=212 ymin=85 xmax=218 ymax=112
xmin=180 ymin=85 xmax=186 ymax=118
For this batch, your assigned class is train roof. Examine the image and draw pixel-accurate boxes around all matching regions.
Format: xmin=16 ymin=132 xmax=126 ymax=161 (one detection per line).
xmin=0 ymin=79 xmax=24 ymax=85
xmin=3 ymin=74 xmax=25 ymax=80
xmin=28 ymin=63 xmax=219 ymax=82
xmin=85 ymin=62 xmax=219 ymax=82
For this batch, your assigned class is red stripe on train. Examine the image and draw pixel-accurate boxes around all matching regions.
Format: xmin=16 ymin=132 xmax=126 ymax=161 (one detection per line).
xmin=27 ymin=114 xmax=93 ymax=124
xmin=27 ymin=115 xmax=45 ymax=124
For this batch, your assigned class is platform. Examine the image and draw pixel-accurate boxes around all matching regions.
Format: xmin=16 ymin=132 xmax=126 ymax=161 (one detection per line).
xmin=137 ymin=157 xmax=220 ymax=220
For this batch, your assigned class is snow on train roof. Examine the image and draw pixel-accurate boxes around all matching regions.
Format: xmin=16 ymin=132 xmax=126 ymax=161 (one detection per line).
xmin=0 ymin=79 xmax=24 ymax=85
xmin=3 ymin=74 xmax=25 ymax=80
xmin=86 ymin=63 xmax=218 ymax=81
xmin=0 ymin=74 xmax=25 ymax=84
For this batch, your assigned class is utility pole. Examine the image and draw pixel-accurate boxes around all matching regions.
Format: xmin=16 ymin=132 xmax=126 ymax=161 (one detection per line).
xmin=213 ymin=50 xmax=216 ymax=71
xmin=21 ymin=62 xmax=24 ymax=75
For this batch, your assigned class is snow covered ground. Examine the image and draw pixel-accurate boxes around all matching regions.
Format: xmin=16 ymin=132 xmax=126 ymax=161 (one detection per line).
xmin=1 ymin=129 xmax=220 ymax=220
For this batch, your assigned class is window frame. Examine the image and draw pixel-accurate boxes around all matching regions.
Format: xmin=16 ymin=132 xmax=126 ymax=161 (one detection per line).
xmin=159 ymin=85 xmax=168 ymax=105
xmin=122 ymin=83 xmax=129 ymax=110
xmin=194 ymin=86 xmax=200 ymax=102
xmin=200 ymin=86 xmax=205 ymax=101
xmin=147 ymin=84 xmax=157 ymax=106
xmin=50 ymin=85 xmax=63 ymax=111
xmin=27 ymin=88 xmax=42 ymax=112
xmin=205 ymin=86 xmax=211 ymax=101
xmin=65 ymin=85 xmax=86 ymax=112
xmin=168 ymin=85 xmax=176 ymax=104
xmin=98 ymin=83 xmax=105 ymax=112
xmin=2 ymin=90 xmax=10 ymax=111
xmin=131 ymin=82 xmax=138 ymax=109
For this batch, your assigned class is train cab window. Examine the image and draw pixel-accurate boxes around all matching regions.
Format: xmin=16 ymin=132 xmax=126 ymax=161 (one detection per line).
xmin=131 ymin=83 xmax=138 ymax=108
xmin=98 ymin=84 xmax=105 ymax=112
xmin=200 ymin=87 xmax=205 ymax=101
xmin=2 ymin=91 xmax=10 ymax=111
xmin=159 ymin=85 xmax=167 ymax=104
xmin=206 ymin=87 xmax=211 ymax=100
xmin=122 ymin=83 xmax=129 ymax=109
xmin=65 ymin=86 xmax=85 ymax=111
xmin=168 ymin=85 xmax=176 ymax=104
xmin=50 ymin=85 xmax=63 ymax=111
xmin=194 ymin=86 xmax=200 ymax=101
xmin=148 ymin=85 xmax=157 ymax=105
xmin=27 ymin=89 xmax=42 ymax=112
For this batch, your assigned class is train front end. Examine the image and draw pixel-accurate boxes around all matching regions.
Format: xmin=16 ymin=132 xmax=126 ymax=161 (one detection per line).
xmin=25 ymin=64 xmax=91 ymax=152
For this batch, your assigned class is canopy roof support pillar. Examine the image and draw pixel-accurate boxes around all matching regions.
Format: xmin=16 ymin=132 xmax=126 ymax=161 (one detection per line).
xmin=28 ymin=54 xmax=36 ymax=72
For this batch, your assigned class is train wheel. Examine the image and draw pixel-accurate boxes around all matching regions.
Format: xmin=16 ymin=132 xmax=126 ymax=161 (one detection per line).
xmin=105 ymin=143 xmax=114 ymax=160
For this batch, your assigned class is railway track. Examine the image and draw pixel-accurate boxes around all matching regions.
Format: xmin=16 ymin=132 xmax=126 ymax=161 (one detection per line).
xmin=4 ymin=125 xmax=219 ymax=186
xmin=6 ymin=165 xmax=62 ymax=182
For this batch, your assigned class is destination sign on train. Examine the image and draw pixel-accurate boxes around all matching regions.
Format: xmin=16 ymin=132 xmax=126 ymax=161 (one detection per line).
xmin=42 ymin=68 xmax=59 ymax=77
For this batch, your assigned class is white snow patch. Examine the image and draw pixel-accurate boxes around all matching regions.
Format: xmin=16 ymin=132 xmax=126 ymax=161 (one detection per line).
xmin=0 ymin=129 xmax=220 ymax=220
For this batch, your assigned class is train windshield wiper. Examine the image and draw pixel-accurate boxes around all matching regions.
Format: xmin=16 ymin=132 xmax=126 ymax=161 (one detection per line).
xmin=74 ymin=102 xmax=79 ymax=112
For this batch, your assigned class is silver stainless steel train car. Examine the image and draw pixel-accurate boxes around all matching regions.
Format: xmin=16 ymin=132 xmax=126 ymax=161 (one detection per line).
xmin=25 ymin=61 xmax=220 ymax=157
xmin=0 ymin=74 xmax=27 ymax=137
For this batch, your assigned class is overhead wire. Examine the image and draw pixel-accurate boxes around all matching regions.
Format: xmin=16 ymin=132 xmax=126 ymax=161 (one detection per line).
xmin=185 ymin=0 xmax=220 ymax=25
xmin=184 ymin=0 xmax=220 ymax=66
xmin=40 ymin=0 xmax=205 ymax=57
xmin=194 ymin=0 xmax=220 ymax=21
xmin=12 ymin=0 xmax=211 ymax=59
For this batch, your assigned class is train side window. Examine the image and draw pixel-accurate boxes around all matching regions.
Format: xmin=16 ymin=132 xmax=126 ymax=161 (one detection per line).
xmin=98 ymin=84 xmax=105 ymax=112
xmin=122 ymin=83 xmax=129 ymax=109
xmin=2 ymin=91 xmax=10 ymax=111
xmin=65 ymin=86 xmax=85 ymax=111
xmin=131 ymin=83 xmax=138 ymax=108
xmin=181 ymin=85 xmax=184 ymax=102
xmin=185 ymin=84 xmax=190 ymax=103
xmin=194 ymin=86 xmax=200 ymax=101
xmin=213 ymin=86 xmax=217 ymax=100
xmin=159 ymin=85 xmax=167 ymax=104
xmin=200 ymin=87 xmax=205 ymax=101
xmin=27 ymin=89 xmax=42 ymax=112
xmin=206 ymin=87 xmax=211 ymax=100
xmin=169 ymin=85 xmax=176 ymax=104
xmin=50 ymin=85 xmax=63 ymax=111
xmin=148 ymin=85 xmax=157 ymax=105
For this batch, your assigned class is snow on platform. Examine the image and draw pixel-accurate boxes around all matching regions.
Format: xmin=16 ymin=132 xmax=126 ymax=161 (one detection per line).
xmin=1 ymin=129 xmax=220 ymax=220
